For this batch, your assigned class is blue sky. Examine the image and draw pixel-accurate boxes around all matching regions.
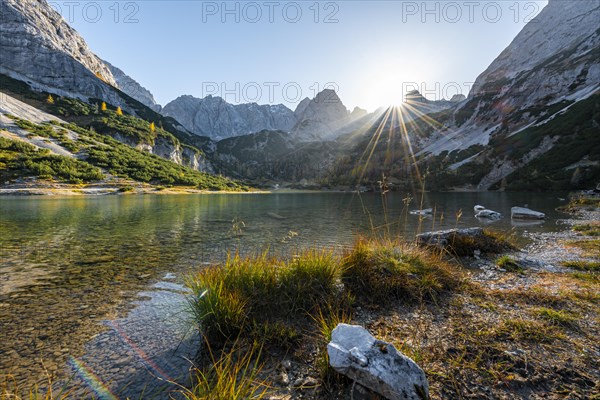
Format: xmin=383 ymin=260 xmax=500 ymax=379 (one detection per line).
xmin=54 ymin=0 xmax=547 ymax=111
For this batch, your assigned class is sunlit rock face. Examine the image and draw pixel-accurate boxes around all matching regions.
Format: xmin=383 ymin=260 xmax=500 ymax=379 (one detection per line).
xmin=162 ymin=95 xmax=297 ymax=140
xmin=0 ymin=0 xmax=123 ymax=102
xmin=465 ymin=0 xmax=600 ymax=126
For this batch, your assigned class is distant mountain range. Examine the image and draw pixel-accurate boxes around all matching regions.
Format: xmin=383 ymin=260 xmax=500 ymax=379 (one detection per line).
xmin=0 ymin=0 xmax=598 ymax=190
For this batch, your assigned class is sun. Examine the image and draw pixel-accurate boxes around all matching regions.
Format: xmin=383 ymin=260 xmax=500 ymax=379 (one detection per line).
xmin=360 ymin=62 xmax=416 ymax=111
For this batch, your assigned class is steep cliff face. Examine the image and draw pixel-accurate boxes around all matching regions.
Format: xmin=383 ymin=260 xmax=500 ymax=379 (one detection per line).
xmin=0 ymin=0 xmax=214 ymax=173
xmin=412 ymin=0 xmax=600 ymax=190
xmin=421 ymin=0 xmax=600 ymax=156
xmin=0 ymin=0 xmax=129 ymax=105
xmin=473 ymin=0 xmax=599 ymax=96
xmin=103 ymin=60 xmax=161 ymax=112
xmin=162 ymin=95 xmax=297 ymax=139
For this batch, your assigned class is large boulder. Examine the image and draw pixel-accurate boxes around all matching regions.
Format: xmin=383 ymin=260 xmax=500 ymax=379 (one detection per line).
xmin=511 ymin=207 xmax=545 ymax=220
xmin=327 ymin=324 xmax=429 ymax=400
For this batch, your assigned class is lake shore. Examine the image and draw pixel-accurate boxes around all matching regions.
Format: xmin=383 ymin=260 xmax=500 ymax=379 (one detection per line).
xmin=182 ymin=193 xmax=599 ymax=400
xmin=0 ymin=181 xmax=269 ymax=195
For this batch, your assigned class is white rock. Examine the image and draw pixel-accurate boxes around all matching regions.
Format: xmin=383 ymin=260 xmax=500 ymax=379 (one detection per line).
xmin=474 ymin=205 xmax=486 ymax=213
xmin=511 ymin=207 xmax=545 ymax=220
xmin=327 ymin=324 xmax=429 ymax=400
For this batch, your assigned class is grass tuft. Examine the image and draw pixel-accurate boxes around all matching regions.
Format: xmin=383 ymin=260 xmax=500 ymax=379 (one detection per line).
xmin=341 ymin=238 xmax=465 ymax=304
xmin=535 ymin=307 xmax=579 ymax=329
xmin=562 ymin=260 xmax=600 ymax=271
xmin=187 ymin=250 xmax=342 ymax=343
xmin=178 ymin=343 xmax=270 ymax=400
xmin=494 ymin=318 xmax=556 ymax=342
xmin=496 ymin=255 xmax=524 ymax=273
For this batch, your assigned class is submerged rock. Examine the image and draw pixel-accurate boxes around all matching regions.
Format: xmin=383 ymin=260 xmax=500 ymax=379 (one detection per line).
xmin=327 ymin=324 xmax=429 ymax=400
xmin=511 ymin=207 xmax=545 ymax=220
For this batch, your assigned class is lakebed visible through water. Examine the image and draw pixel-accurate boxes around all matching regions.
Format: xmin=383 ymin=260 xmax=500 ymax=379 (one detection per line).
xmin=0 ymin=191 xmax=572 ymax=397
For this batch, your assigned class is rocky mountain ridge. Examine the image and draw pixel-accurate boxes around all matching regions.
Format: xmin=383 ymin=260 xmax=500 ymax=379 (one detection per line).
xmin=162 ymin=95 xmax=297 ymax=140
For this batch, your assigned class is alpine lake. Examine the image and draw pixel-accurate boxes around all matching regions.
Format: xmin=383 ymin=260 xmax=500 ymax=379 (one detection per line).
xmin=0 ymin=191 xmax=571 ymax=398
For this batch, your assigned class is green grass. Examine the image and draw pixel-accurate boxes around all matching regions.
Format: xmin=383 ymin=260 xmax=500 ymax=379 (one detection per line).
xmin=2 ymin=116 xmax=246 ymax=190
xmin=496 ymin=255 xmax=524 ymax=273
xmin=119 ymin=185 xmax=135 ymax=193
xmin=566 ymin=239 xmax=600 ymax=259
xmin=312 ymin=306 xmax=352 ymax=383
xmin=558 ymin=196 xmax=600 ymax=212
xmin=535 ymin=307 xmax=578 ymax=329
xmin=187 ymin=250 xmax=342 ymax=343
xmin=493 ymin=318 xmax=556 ymax=343
xmin=341 ymin=238 xmax=464 ymax=304
xmin=7 ymin=116 xmax=80 ymax=153
xmin=569 ymin=272 xmax=600 ymax=283
xmin=562 ymin=260 xmax=600 ymax=271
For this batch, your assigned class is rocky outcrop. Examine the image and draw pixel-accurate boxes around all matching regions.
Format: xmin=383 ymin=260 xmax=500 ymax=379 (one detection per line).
xmin=327 ymin=324 xmax=429 ymax=400
xmin=162 ymin=95 xmax=297 ymax=139
xmin=0 ymin=0 xmax=129 ymax=107
xmin=103 ymin=60 xmax=161 ymax=112
xmin=103 ymin=131 xmax=211 ymax=172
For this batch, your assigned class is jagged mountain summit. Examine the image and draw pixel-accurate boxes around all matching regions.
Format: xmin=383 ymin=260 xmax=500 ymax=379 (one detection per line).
xmin=291 ymin=89 xmax=350 ymax=140
xmin=161 ymin=95 xmax=297 ymax=140
xmin=162 ymin=89 xmax=364 ymax=141
xmin=338 ymin=0 xmax=600 ymax=191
